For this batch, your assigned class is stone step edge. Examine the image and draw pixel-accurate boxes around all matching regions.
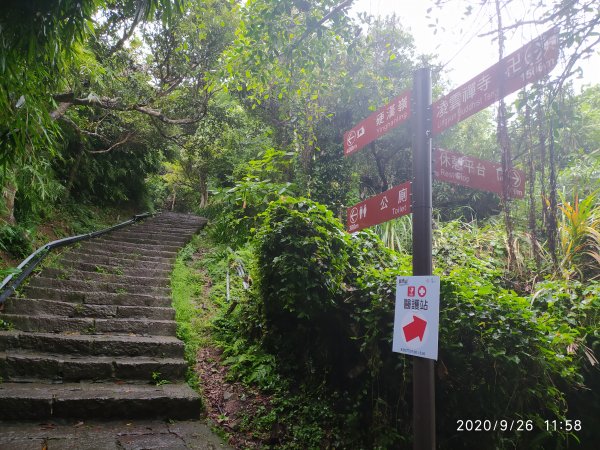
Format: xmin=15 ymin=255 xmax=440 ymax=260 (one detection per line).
xmin=20 ymin=289 xmax=172 ymax=308
xmin=0 ymin=314 xmax=177 ymax=336
xmin=0 ymin=382 xmax=201 ymax=420
xmin=26 ymin=277 xmax=171 ymax=295
xmin=0 ymin=350 xmax=187 ymax=382
xmin=40 ymin=268 xmax=171 ymax=286
xmin=3 ymin=298 xmax=175 ymax=320
xmin=61 ymin=250 xmax=175 ymax=264
xmin=0 ymin=331 xmax=184 ymax=357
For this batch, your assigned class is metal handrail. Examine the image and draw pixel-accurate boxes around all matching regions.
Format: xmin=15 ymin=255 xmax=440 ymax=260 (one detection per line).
xmin=0 ymin=212 xmax=153 ymax=305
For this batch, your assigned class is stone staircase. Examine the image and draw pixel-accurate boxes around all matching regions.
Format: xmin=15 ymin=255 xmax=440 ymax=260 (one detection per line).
xmin=0 ymin=212 xmax=207 ymax=421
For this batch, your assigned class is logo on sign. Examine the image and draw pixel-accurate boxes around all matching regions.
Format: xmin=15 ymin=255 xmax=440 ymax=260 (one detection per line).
xmin=359 ymin=204 xmax=367 ymax=219
xmin=349 ymin=207 xmax=358 ymax=224
xmin=346 ymin=130 xmax=357 ymax=146
xmin=408 ymin=286 xmax=415 ymax=297
xmin=418 ymin=285 xmax=427 ymax=297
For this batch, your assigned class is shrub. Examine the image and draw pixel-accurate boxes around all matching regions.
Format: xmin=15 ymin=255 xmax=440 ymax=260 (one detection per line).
xmin=255 ymin=198 xmax=356 ymax=383
xmin=0 ymin=223 xmax=33 ymax=258
xmin=216 ymin=197 xmax=586 ymax=448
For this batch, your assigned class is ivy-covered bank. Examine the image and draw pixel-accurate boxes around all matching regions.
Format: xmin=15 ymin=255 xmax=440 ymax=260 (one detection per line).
xmin=190 ymin=197 xmax=599 ymax=449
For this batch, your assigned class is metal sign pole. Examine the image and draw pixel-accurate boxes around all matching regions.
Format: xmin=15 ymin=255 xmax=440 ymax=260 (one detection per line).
xmin=411 ymin=67 xmax=435 ymax=450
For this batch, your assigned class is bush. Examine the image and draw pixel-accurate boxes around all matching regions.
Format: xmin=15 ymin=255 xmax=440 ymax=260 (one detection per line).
xmin=255 ymin=198 xmax=357 ymax=383
xmin=0 ymin=223 xmax=33 ymax=258
xmin=215 ymin=197 xmax=587 ymax=448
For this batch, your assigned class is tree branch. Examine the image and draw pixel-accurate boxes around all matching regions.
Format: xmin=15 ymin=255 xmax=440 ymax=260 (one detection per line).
xmin=88 ymin=131 xmax=135 ymax=154
xmin=59 ymin=115 xmax=111 ymax=144
xmin=288 ymin=0 xmax=354 ymax=53
xmin=51 ymin=92 xmax=204 ymax=124
xmin=107 ymin=0 xmax=148 ymax=57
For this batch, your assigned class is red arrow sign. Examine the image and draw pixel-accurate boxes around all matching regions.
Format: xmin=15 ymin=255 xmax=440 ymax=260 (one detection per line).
xmin=434 ymin=148 xmax=526 ymax=198
xmin=344 ymin=89 xmax=411 ymax=156
xmin=432 ymin=27 xmax=559 ymax=135
xmin=403 ymin=315 xmax=427 ymax=342
xmin=347 ymin=181 xmax=411 ymax=232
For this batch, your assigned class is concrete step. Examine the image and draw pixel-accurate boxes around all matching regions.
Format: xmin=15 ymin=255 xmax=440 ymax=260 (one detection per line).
xmin=23 ymin=286 xmax=172 ymax=307
xmin=3 ymin=298 xmax=175 ymax=320
xmin=26 ymin=276 xmax=171 ymax=296
xmin=0 ymin=314 xmax=177 ymax=336
xmin=96 ymin=237 xmax=183 ymax=253
xmin=77 ymin=241 xmax=178 ymax=259
xmin=40 ymin=268 xmax=170 ymax=288
xmin=58 ymin=258 xmax=172 ymax=278
xmin=63 ymin=247 xmax=174 ymax=264
xmin=0 ymin=382 xmax=201 ymax=420
xmin=0 ymin=350 xmax=187 ymax=383
xmin=111 ymin=227 xmax=193 ymax=239
xmin=81 ymin=238 xmax=181 ymax=255
xmin=104 ymin=232 xmax=188 ymax=246
xmin=0 ymin=331 xmax=184 ymax=358
xmin=134 ymin=222 xmax=204 ymax=234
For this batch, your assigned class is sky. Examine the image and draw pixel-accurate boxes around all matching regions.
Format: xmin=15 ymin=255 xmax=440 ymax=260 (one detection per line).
xmin=350 ymin=0 xmax=600 ymax=94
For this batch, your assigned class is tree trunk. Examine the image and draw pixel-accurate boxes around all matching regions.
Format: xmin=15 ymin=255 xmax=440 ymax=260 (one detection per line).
xmin=64 ymin=147 xmax=84 ymax=201
xmin=199 ymin=175 xmax=208 ymax=208
xmin=370 ymin=143 xmax=388 ymax=192
xmin=526 ymin=100 xmax=541 ymax=269
xmin=495 ymin=0 xmax=516 ymax=271
xmin=1 ymin=180 xmax=17 ymax=225
xmin=170 ymin=188 xmax=177 ymax=211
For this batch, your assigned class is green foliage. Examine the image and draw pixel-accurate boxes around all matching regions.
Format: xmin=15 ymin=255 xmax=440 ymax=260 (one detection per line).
xmin=208 ymin=149 xmax=298 ymax=246
xmin=210 ymin=198 xmax=589 ymax=448
xmin=0 ymin=318 xmax=13 ymax=331
xmin=151 ymin=371 xmax=171 ymax=386
xmin=531 ymin=278 xmax=600 ymax=448
xmin=256 ymin=197 xmax=351 ymax=321
xmin=557 ymin=190 xmax=600 ymax=279
xmin=0 ymin=223 xmax=34 ymax=258
xmin=171 ymin=238 xmax=207 ymax=368
xmin=438 ymin=268 xmax=576 ymax=449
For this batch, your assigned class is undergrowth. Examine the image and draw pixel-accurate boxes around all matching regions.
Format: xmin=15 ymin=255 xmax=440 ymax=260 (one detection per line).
xmin=171 ymin=232 xmax=216 ymax=387
xmin=200 ymin=197 xmax=598 ymax=449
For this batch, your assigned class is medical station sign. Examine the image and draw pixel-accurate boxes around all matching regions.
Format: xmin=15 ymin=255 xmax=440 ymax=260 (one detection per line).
xmin=393 ymin=276 xmax=440 ymax=360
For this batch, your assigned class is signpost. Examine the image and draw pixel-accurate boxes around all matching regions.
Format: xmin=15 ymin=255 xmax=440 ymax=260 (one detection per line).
xmin=393 ymin=276 xmax=440 ymax=360
xmin=431 ymin=27 xmax=559 ymax=135
xmin=341 ymin=27 xmax=560 ymax=450
xmin=346 ymin=181 xmax=411 ymax=232
xmin=410 ymin=67 xmax=435 ymax=450
xmin=344 ymin=89 xmax=411 ymax=156
xmin=434 ymin=148 xmax=526 ymax=198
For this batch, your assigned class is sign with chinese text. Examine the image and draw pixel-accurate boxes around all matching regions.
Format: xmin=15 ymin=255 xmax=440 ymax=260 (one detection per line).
xmin=434 ymin=148 xmax=526 ymax=198
xmin=344 ymin=89 xmax=411 ymax=156
xmin=393 ymin=276 xmax=440 ymax=360
xmin=347 ymin=181 xmax=411 ymax=232
xmin=432 ymin=27 xmax=559 ymax=135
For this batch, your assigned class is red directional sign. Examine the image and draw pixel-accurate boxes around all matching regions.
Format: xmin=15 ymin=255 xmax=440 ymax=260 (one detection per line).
xmin=432 ymin=27 xmax=559 ymax=135
xmin=434 ymin=148 xmax=526 ymax=198
xmin=347 ymin=181 xmax=411 ymax=232
xmin=344 ymin=89 xmax=411 ymax=156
